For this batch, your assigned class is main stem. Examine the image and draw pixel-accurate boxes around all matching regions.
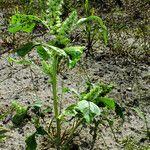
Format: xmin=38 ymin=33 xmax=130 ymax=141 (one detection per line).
xmin=52 ymin=55 xmax=61 ymax=150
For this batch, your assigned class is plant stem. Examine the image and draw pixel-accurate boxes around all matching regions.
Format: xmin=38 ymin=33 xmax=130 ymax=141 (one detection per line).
xmin=64 ymin=119 xmax=83 ymax=146
xmin=52 ymin=55 xmax=61 ymax=150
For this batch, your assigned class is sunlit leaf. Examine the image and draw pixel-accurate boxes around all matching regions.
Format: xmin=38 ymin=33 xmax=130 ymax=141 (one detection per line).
xmin=95 ymin=97 xmax=115 ymax=110
xmin=0 ymin=128 xmax=9 ymax=135
xmin=37 ymin=46 xmax=50 ymax=61
xmin=8 ymin=14 xmax=41 ymax=33
xmin=83 ymin=86 xmax=102 ymax=101
xmin=44 ymin=44 xmax=67 ymax=57
xmin=41 ymin=61 xmax=52 ymax=77
xmin=11 ymin=101 xmax=28 ymax=126
xmin=59 ymin=11 xmax=78 ymax=35
xmin=64 ymin=46 xmax=84 ymax=68
xmin=76 ymin=100 xmax=101 ymax=123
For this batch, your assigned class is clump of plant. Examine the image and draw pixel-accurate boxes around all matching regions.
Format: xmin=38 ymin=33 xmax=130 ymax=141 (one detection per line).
xmin=79 ymin=0 xmax=108 ymax=56
xmin=7 ymin=0 xmax=122 ymax=149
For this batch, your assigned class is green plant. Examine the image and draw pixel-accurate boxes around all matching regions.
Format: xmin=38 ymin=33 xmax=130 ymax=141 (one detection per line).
xmin=79 ymin=0 xmax=108 ymax=56
xmin=7 ymin=0 xmax=122 ymax=149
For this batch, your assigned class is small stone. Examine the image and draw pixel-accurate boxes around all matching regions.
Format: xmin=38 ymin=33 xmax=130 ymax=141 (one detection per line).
xmin=127 ymin=87 xmax=132 ymax=91
xmin=13 ymin=95 xmax=19 ymax=100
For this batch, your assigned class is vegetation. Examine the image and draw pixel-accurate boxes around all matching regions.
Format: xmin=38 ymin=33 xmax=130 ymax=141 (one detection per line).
xmin=0 ymin=0 xmax=149 ymax=150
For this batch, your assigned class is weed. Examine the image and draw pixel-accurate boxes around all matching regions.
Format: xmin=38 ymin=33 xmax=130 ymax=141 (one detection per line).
xmin=80 ymin=0 xmax=108 ymax=56
xmin=7 ymin=0 xmax=122 ymax=149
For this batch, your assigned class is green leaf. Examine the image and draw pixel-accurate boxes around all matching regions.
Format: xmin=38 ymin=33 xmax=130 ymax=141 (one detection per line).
xmin=8 ymin=57 xmax=33 ymax=65
xmin=52 ymin=35 xmax=70 ymax=48
xmin=32 ymin=101 xmax=43 ymax=108
xmin=76 ymin=16 xmax=108 ymax=45
xmin=44 ymin=44 xmax=67 ymax=57
xmin=76 ymin=100 xmax=101 ymax=124
xmin=98 ymin=83 xmax=113 ymax=96
xmin=16 ymin=42 xmax=37 ymax=57
xmin=25 ymin=133 xmax=37 ymax=150
xmin=95 ymin=97 xmax=115 ymax=110
xmin=59 ymin=11 xmax=78 ymax=35
xmin=8 ymin=14 xmax=41 ymax=33
xmin=64 ymin=46 xmax=84 ymax=68
xmin=41 ymin=61 xmax=52 ymax=77
xmin=11 ymin=101 xmax=28 ymax=126
xmin=83 ymin=86 xmax=102 ymax=101
xmin=36 ymin=126 xmax=47 ymax=135
xmin=36 ymin=46 xmax=50 ymax=61
xmin=63 ymin=104 xmax=77 ymax=117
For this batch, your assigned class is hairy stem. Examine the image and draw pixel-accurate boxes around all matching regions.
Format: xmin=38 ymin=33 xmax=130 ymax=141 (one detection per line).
xmin=52 ymin=55 xmax=61 ymax=150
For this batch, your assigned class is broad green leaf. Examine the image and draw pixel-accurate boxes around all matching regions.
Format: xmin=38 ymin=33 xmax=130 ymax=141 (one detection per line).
xmin=95 ymin=97 xmax=115 ymax=110
xmin=12 ymin=110 xmax=28 ymax=126
xmin=64 ymin=46 xmax=85 ymax=68
xmin=31 ymin=101 xmax=43 ymax=109
xmin=77 ymin=16 xmax=107 ymax=30
xmin=0 ymin=135 xmax=7 ymax=142
xmin=36 ymin=46 xmax=50 ymax=61
xmin=16 ymin=42 xmax=37 ymax=57
xmin=76 ymin=100 xmax=101 ymax=123
xmin=25 ymin=133 xmax=37 ymax=150
xmin=44 ymin=44 xmax=67 ymax=57
xmin=8 ymin=14 xmax=41 ymax=33
xmin=43 ymin=106 xmax=52 ymax=113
